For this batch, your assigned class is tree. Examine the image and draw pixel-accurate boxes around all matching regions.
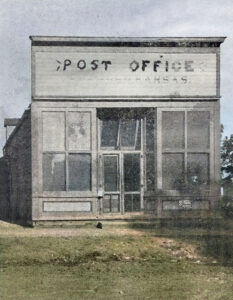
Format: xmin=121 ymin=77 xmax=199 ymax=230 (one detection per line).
xmin=221 ymin=134 xmax=233 ymax=185
xmin=220 ymin=132 xmax=233 ymax=216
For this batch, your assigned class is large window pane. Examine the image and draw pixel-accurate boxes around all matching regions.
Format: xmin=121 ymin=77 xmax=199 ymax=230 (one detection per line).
xmin=124 ymin=154 xmax=140 ymax=192
xmin=43 ymin=154 xmax=66 ymax=191
xmin=162 ymin=153 xmax=184 ymax=190
xmin=104 ymin=155 xmax=119 ymax=192
xmin=162 ymin=111 xmax=184 ymax=150
xmin=101 ymin=119 xmax=119 ymax=149
xmin=187 ymin=111 xmax=210 ymax=150
xmin=68 ymin=154 xmax=91 ymax=191
xmin=187 ymin=153 xmax=209 ymax=185
xmin=121 ymin=119 xmax=141 ymax=149
xmin=68 ymin=112 xmax=91 ymax=151
xmin=43 ymin=112 xmax=65 ymax=151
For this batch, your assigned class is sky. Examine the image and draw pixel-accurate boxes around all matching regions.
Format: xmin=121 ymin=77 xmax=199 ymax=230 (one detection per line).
xmin=0 ymin=0 xmax=233 ymax=155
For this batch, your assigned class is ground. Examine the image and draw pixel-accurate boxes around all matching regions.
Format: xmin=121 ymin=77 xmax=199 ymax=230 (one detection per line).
xmin=1 ymin=219 xmax=233 ymax=300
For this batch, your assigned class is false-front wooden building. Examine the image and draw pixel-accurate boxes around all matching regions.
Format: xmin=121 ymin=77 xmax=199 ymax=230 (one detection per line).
xmin=1 ymin=36 xmax=225 ymax=224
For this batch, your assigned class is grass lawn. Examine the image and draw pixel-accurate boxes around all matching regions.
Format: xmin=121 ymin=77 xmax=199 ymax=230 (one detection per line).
xmin=1 ymin=219 xmax=233 ymax=299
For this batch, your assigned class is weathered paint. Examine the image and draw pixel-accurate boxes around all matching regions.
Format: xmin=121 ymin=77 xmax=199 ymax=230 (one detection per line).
xmin=43 ymin=201 xmax=92 ymax=212
xmin=33 ymin=51 xmax=217 ymax=98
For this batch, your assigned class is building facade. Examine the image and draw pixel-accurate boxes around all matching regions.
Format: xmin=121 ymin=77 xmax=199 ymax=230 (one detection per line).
xmin=1 ymin=37 xmax=225 ymax=224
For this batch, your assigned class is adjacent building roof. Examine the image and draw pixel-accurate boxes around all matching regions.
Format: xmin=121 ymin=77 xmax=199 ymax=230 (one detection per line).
xmin=3 ymin=108 xmax=31 ymax=150
xmin=4 ymin=118 xmax=20 ymax=127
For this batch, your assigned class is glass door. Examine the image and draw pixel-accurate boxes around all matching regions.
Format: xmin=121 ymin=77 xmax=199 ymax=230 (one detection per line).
xmin=102 ymin=154 xmax=120 ymax=213
xmin=102 ymin=152 xmax=143 ymax=214
xmin=123 ymin=153 xmax=142 ymax=212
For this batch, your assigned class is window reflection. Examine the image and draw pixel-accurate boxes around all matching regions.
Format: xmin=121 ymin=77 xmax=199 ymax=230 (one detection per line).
xmin=187 ymin=154 xmax=209 ymax=185
xmin=43 ymin=153 xmax=66 ymax=191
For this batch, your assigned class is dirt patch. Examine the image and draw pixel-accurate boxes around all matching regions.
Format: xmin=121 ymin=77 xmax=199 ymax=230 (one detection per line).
xmin=158 ymin=237 xmax=202 ymax=262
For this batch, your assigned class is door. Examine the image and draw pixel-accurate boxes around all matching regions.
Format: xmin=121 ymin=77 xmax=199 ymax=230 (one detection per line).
xmin=102 ymin=152 xmax=143 ymax=214
xmin=102 ymin=154 xmax=120 ymax=213
xmin=123 ymin=153 xmax=142 ymax=212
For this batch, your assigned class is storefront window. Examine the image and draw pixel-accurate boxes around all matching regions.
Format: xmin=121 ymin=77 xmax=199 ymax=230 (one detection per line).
xmin=162 ymin=110 xmax=210 ymax=190
xmin=42 ymin=111 xmax=92 ymax=192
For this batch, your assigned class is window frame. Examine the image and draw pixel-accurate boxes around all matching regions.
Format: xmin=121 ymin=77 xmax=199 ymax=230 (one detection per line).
xmin=144 ymin=108 xmax=157 ymax=194
xmin=157 ymin=107 xmax=213 ymax=192
xmin=39 ymin=107 xmax=97 ymax=197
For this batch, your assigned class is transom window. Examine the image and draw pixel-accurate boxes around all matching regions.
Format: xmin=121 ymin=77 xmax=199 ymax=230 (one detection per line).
xmin=98 ymin=109 xmax=142 ymax=151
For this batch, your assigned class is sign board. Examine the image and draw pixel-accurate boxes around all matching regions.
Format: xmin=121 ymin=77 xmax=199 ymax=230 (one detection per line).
xmin=33 ymin=50 xmax=217 ymax=99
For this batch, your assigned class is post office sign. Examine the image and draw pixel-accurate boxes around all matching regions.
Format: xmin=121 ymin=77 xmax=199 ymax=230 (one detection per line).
xmin=32 ymin=50 xmax=217 ymax=99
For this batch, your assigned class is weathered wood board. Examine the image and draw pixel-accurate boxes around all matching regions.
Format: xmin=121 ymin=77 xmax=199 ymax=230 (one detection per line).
xmin=33 ymin=51 xmax=217 ymax=98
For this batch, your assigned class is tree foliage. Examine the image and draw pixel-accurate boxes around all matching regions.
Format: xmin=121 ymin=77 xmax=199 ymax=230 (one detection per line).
xmin=221 ymin=134 xmax=233 ymax=183
xmin=220 ymin=132 xmax=233 ymax=216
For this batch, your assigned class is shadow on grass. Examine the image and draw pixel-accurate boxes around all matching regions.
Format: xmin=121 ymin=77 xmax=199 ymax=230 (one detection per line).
xmin=127 ymin=218 xmax=233 ymax=267
xmin=0 ymin=217 xmax=33 ymax=228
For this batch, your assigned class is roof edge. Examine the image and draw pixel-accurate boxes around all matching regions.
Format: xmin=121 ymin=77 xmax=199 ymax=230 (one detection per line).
xmin=29 ymin=36 xmax=226 ymax=47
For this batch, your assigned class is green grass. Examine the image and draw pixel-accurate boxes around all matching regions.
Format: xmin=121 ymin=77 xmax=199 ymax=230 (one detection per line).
xmin=1 ymin=220 xmax=233 ymax=299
